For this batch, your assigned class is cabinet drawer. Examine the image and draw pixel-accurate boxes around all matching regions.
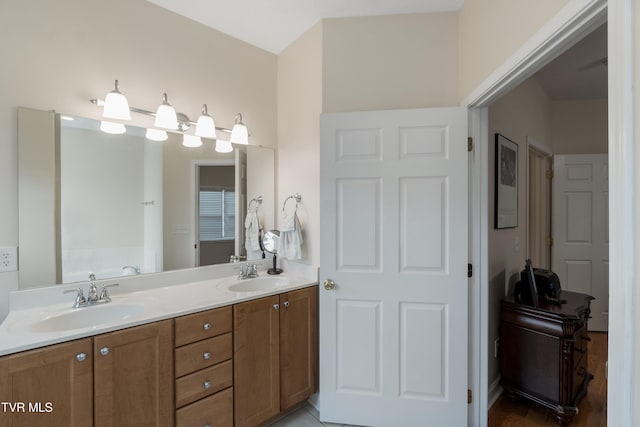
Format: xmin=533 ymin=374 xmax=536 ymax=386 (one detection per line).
xmin=176 ymin=333 xmax=232 ymax=377
xmin=176 ymin=387 xmax=233 ymax=427
xmin=176 ymin=360 xmax=233 ymax=408
xmin=175 ymin=306 xmax=232 ymax=347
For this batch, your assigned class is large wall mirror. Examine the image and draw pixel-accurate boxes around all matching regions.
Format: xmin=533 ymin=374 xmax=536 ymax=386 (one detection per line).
xmin=18 ymin=108 xmax=275 ymax=289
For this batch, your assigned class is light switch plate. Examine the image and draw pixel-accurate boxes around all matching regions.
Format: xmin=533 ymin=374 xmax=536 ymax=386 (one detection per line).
xmin=0 ymin=246 xmax=18 ymax=272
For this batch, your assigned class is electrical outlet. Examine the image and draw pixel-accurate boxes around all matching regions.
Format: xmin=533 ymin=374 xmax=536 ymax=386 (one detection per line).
xmin=494 ymin=338 xmax=500 ymax=358
xmin=0 ymin=246 xmax=18 ymax=272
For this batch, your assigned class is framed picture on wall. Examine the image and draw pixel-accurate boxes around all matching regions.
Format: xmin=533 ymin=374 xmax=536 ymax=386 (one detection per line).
xmin=495 ymin=133 xmax=518 ymax=229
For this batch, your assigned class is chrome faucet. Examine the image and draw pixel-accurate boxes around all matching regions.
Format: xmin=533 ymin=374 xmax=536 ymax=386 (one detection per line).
xmin=238 ymin=262 xmax=259 ymax=280
xmin=64 ymin=282 xmax=119 ymax=308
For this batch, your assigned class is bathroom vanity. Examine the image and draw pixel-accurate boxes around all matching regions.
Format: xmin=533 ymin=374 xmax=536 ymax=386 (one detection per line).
xmin=0 ymin=266 xmax=317 ymax=427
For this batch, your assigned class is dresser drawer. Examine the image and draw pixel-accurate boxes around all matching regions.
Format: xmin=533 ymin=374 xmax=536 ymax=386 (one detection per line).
xmin=175 ymin=333 xmax=232 ymax=377
xmin=176 ymin=360 xmax=233 ymax=408
xmin=176 ymin=387 xmax=233 ymax=427
xmin=175 ymin=306 xmax=232 ymax=347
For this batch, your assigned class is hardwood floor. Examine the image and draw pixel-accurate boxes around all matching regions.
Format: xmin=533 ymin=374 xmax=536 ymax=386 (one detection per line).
xmin=488 ymin=332 xmax=608 ymax=426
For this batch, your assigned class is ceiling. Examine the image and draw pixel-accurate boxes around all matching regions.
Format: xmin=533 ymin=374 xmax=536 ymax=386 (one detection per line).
xmin=147 ymin=0 xmax=464 ymax=54
xmin=147 ymin=1 xmax=606 ymax=100
xmin=533 ymin=23 xmax=607 ymax=100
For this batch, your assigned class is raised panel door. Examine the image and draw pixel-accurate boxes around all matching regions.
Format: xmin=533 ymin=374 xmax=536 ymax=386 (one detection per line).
xmin=94 ymin=320 xmax=174 ymax=427
xmin=234 ymin=295 xmax=280 ymax=427
xmin=280 ymin=286 xmax=318 ymax=410
xmin=0 ymin=338 xmax=93 ymax=427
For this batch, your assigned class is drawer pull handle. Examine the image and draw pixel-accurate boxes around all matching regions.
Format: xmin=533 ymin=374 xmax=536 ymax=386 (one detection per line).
xmin=76 ymin=352 xmax=87 ymax=362
xmin=100 ymin=347 xmax=109 ymax=356
xmin=203 ymin=380 xmax=211 ymax=389
xmin=203 ymin=352 xmax=211 ymax=360
xmin=205 ymin=424 xmax=212 ymax=427
xmin=274 ymin=304 xmax=280 ymax=310
xmin=203 ymin=322 xmax=212 ymax=331
xmin=283 ymin=301 xmax=290 ymax=308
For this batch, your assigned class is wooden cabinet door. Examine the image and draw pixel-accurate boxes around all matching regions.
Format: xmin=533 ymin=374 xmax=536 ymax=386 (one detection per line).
xmin=94 ymin=320 xmax=174 ymax=427
xmin=234 ymin=295 xmax=280 ymax=427
xmin=0 ymin=338 xmax=93 ymax=427
xmin=280 ymin=286 xmax=318 ymax=410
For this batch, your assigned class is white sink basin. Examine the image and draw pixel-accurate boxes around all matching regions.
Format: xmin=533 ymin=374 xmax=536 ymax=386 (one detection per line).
xmin=228 ymin=276 xmax=288 ymax=292
xmin=28 ymin=303 xmax=145 ymax=333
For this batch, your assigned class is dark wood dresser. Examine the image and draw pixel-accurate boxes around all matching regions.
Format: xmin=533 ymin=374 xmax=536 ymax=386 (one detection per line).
xmin=499 ymin=291 xmax=594 ymax=425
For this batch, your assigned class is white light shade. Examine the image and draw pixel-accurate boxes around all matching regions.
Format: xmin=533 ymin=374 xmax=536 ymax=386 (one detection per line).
xmin=215 ymin=139 xmax=233 ymax=153
xmin=102 ymin=80 xmax=131 ymax=120
xmin=182 ymin=134 xmax=203 ymax=148
xmin=230 ymin=113 xmax=248 ymax=145
xmin=145 ymin=128 xmax=168 ymax=141
xmin=100 ymin=121 xmax=126 ymax=134
xmin=196 ymin=107 xmax=216 ymax=139
xmin=154 ymin=93 xmax=178 ymax=130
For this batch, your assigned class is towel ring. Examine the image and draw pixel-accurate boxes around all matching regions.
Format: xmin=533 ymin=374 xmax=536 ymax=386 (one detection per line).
xmin=282 ymin=193 xmax=302 ymax=212
xmin=248 ymin=196 xmax=263 ymax=212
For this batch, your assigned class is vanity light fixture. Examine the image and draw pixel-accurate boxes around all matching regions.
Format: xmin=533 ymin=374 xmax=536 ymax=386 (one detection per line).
xmin=92 ymin=80 xmax=250 ymax=147
xmin=195 ymin=104 xmax=216 ymax=139
xmin=100 ymin=120 xmax=126 ymax=134
xmin=154 ymin=93 xmax=179 ymax=130
xmin=145 ymin=128 xmax=168 ymax=142
xmin=102 ymin=80 xmax=131 ymax=121
xmin=215 ymin=139 xmax=233 ymax=153
xmin=182 ymin=134 xmax=203 ymax=148
xmin=230 ymin=113 xmax=248 ymax=145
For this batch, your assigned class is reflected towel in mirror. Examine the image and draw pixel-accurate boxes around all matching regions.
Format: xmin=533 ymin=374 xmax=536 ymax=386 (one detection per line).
xmin=245 ymin=208 xmax=262 ymax=252
xmin=279 ymin=211 xmax=303 ymax=260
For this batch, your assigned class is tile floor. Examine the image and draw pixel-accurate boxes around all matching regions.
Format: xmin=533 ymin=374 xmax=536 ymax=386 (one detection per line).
xmin=268 ymin=404 xmax=359 ymax=427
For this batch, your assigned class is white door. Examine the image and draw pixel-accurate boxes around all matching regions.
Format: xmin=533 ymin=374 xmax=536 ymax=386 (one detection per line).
xmin=552 ymin=154 xmax=609 ymax=331
xmin=319 ymin=107 xmax=468 ymax=427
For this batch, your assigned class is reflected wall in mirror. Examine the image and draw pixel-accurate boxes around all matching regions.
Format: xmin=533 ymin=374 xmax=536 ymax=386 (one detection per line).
xmin=17 ymin=107 xmax=275 ymax=289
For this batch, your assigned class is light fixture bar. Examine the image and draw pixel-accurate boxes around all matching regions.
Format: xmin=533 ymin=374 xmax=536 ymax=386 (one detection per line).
xmin=90 ymin=98 xmax=234 ymax=134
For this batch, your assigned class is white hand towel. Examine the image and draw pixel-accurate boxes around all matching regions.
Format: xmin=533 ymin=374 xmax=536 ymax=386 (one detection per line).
xmin=279 ymin=211 xmax=303 ymax=260
xmin=244 ymin=209 xmax=262 ymax=252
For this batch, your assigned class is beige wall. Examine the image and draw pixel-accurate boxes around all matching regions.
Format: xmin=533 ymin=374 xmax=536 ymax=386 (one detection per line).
xmin=277 ymin=23 xmax=323 ymax=266
xmin=0 ymin=0 xmax=276 ymax=314
xmin=322 ymin=13 xmax=459 ymax=113
xmin=551 ymin=98 xmax=608 ymax=153
xmin=458 ymin=0 xmax=570 ymax=100
xmin=487 ymin=76 xmax=552 ymax=386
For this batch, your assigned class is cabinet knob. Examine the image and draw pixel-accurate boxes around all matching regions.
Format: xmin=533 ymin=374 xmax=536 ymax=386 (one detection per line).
xmin=203 ymin=322 xmax=212 ymax=331
xmin=76 ymin=352 xmax=87 ymax=362
xmin=205 ymin=424 xmax=212 ymax=427
xmin=283 ymin=301 xmax=290 ymax=308
xmin=323 ymin=279 xmax=335 ymax=290
xmin=203 ymin=380 xmax=211 ymax=389
xmin=274 ymin=303 xmax=280 ymax=310
xmin=100 ymin=347 xmax=109 ymax=356
xmin=203 ymin=352 xmax=212 ymax=360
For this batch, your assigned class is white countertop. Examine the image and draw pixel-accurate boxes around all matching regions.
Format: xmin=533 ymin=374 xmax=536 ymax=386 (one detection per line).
xmin=0 ymin=260 xmax=317 ymax=356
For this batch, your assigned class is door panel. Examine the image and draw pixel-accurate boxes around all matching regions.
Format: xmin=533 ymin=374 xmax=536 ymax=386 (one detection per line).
xmin=320 ymin=107 xmax=468 ymax=427
xmin=552 ymin=154 xmax=609 ymax=331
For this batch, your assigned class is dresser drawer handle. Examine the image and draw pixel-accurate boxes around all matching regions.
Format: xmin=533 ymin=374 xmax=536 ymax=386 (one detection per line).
xmin=203 ymin=352 xmax=211 ymax=360
xmin=203 ymin=322 xmax=212 ymax=331
xmin=203 ymin=380 xmax=211 ymax=389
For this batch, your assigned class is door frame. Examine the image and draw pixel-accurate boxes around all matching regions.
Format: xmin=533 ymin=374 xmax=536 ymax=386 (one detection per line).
xmin=189 ymin=159 xmax=235 ymax=267
xmin=461 ymin=0 xmax=639 ymax=426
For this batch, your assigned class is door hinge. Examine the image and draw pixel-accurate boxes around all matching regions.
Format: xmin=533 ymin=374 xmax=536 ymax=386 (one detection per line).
xmin=546 ymin=169 xmax=554 ymax=179
xmin=468 ymin=389 xmax=472 ymax=404
xmin=467 ymin=137 xmax=473 ymax=152
xmin=467 ymin=263 xmax=473 ymax=278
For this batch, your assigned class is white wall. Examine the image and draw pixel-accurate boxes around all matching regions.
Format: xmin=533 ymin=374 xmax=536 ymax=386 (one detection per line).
xmin=551 ymin=98 xmax=608 ymax=153
xmin=487 ymin=76 xmax=552 ymax=387
xmin=277 ymin=23 xmax=323 ymax=266
xmin=322 ymin=13 xmax=459 ymax=113
xmin=458 ymin=0 xmax=571 ymax=100
xmin=0 ymin=0 xmax=276 ymax=317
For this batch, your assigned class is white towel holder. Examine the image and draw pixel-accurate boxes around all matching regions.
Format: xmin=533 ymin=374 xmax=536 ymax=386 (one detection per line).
xmin=282 ymin=193 xmax=302 ymax=212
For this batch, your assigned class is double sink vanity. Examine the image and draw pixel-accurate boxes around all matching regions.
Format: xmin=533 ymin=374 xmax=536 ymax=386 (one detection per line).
xmin=0 ymin=262 xmax=318 ymax=427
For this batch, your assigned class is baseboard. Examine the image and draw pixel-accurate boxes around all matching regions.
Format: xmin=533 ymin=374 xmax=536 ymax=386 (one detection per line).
xmin=488 ymin=377 xmax=503 ymax=409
